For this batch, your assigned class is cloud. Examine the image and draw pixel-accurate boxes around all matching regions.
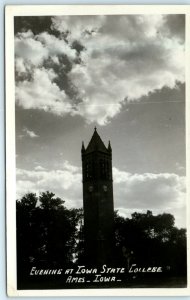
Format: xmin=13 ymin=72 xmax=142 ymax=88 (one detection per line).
xmin=175 ymin=162 xmax=185 ymax=172
xmin=51 ymin=15 xmax=105 ymax=42
xmin=34 ymin=165 xmax=46 ymax=171
xmin=16 ymin=161 xmax=186 ymax=228
xmin=163 ymin=15 xmax=185 ymax=42
xmin=113 ymin=167 xmax=186 ymax=228
xmin=63 ymin=160 xmax=81 ymax=173
xmin=18 ymin=127 xmax=39 ymax=138
xmin=113 ymin=167 xmax=185 ymax=208
xmin=67 ymin=15 xmax=184 ymax=124
xmin=16 ymin=161 xmax=82 ymax=208
xmin=15 ymin=30 xmax=49 ymax=67
xmin=36 ymin=31 xmax=76 ymax=59
xmin=15 ymin=15 xmax=185 ymax=125
xmin=15 ymin=30 xmax=76 ymax=71
xmin=16 ymin=68 xmax=74 ymax=115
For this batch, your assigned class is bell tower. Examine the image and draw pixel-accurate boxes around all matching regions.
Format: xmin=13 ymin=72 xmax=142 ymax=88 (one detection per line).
xmin=81 ymin=128 xmax=114 ymax=266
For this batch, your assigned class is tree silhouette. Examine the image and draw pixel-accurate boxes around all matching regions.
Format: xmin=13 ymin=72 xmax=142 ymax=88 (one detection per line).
xmin=114 ymin=210 xmax=187 ymax=275
xmin=16 ymin=191 xmax=81 ymax=272
xmin=16 ymin=192 xmax=187 ymax=288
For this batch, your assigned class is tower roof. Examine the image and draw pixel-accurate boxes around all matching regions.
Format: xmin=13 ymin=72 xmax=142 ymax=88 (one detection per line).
xmin=85 ymin=127 xmax=109 ymax=154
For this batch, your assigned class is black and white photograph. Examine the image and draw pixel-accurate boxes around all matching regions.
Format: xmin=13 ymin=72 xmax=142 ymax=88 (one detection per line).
xmin=5 ymin=5 xmax=190 ymax=296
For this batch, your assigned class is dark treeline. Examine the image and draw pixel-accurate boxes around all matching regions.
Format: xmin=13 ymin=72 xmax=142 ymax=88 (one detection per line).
xmin=16 ymin=192 xmax=82 ymax=270
xmin=114 ymin=211 xmax=187 ymax=276
xmin=16 ymin=191 xmax=187 ymax=278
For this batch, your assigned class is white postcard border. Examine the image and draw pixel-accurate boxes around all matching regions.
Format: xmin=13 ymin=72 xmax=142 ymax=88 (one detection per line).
xmin=6 ymin=4 xmax=190 ymax=296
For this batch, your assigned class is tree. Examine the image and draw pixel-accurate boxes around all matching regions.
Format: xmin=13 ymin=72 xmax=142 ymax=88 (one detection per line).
xmin=114 ymin=210 xmax=187 ymax=275
xmin=16 ymin=191 xmax=80 ymax=270
xmin=16 ymin=193 xmax=187 ymax=279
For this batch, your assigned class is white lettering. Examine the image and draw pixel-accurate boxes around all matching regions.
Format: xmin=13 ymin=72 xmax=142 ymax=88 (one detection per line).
xmin=93 ymin=275 xmax=116 ymax=282
xmin=29 ymin=267 xmax=63 ymax=275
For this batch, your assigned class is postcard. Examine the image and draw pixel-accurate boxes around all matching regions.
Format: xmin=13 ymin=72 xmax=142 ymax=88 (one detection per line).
xmin=5 ymin=5 xmax=190 ymax=296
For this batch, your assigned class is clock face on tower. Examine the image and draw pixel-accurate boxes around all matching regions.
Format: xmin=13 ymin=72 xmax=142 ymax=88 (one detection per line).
xmin=103 ymin=185 xmax=108 ymax=192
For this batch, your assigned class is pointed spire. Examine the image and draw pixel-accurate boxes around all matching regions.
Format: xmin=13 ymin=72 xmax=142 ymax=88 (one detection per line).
xmin=108 ymin=140 xmax=112 ymax=152
xmin=85 ymin=128 xmax=108 ymax=154
xmin=81 ymin=141 xmax=85 ymax=153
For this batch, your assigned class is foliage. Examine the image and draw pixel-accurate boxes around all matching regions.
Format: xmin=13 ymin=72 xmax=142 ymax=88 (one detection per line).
xmin=16 ymin=192 xmax=187 ymax=277
xmin=16 ymin=191 xmax=81 ymax=269
xmin=114 ymin=210 xmax=187 ymax=275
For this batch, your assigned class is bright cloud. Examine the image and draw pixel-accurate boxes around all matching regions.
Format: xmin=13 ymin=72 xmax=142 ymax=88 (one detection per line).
xmin=34 ymin=165 xmax=46 ymax=171
xmin=36 ymin=31 xmax=76 ymax=59
xmin=15 ymin=15 xmax=185 ymax=125
xmin=51 ymin=15 xmax=105 ymax=42
xmin=15 ymin=30 xmax=76 ymax=71
xmin=15 ymin=30 xmax=49 ymax=67
xmin=113 ymin=167 xmax=185 ymax=209
xmin=16 ymin=161 xmax=82 ymax=208
xmin=18 ymin=127 xmax=39 ymax=138
xmin=16 ymin=68 xmax=73 ymax=115
xmin=55 ymin=15 xmax=185 ymax=124
xmin=23 ymin=127 xmax=39 ymax=138
xmin=16 ymin=162 xmax=186 ymax=228
xmin=113 ymin=167 xmax=186 ymax=228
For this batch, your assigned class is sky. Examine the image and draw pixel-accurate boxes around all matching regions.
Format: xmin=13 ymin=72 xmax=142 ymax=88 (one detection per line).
xmin=15 ymin=14 xmax=186 ymax=228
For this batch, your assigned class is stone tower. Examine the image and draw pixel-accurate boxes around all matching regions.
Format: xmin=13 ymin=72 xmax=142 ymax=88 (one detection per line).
xmin=81 ymin=128 xmax=115 ymax=266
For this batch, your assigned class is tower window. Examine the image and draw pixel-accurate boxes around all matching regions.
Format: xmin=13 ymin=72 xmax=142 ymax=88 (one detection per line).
xmin=100 ymin=158 xmax=109 ymax=179
xmin=85 ymin=160 xmax=94 ymax=179
xmin=86 ymin=162 xmax=89 ymax=179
